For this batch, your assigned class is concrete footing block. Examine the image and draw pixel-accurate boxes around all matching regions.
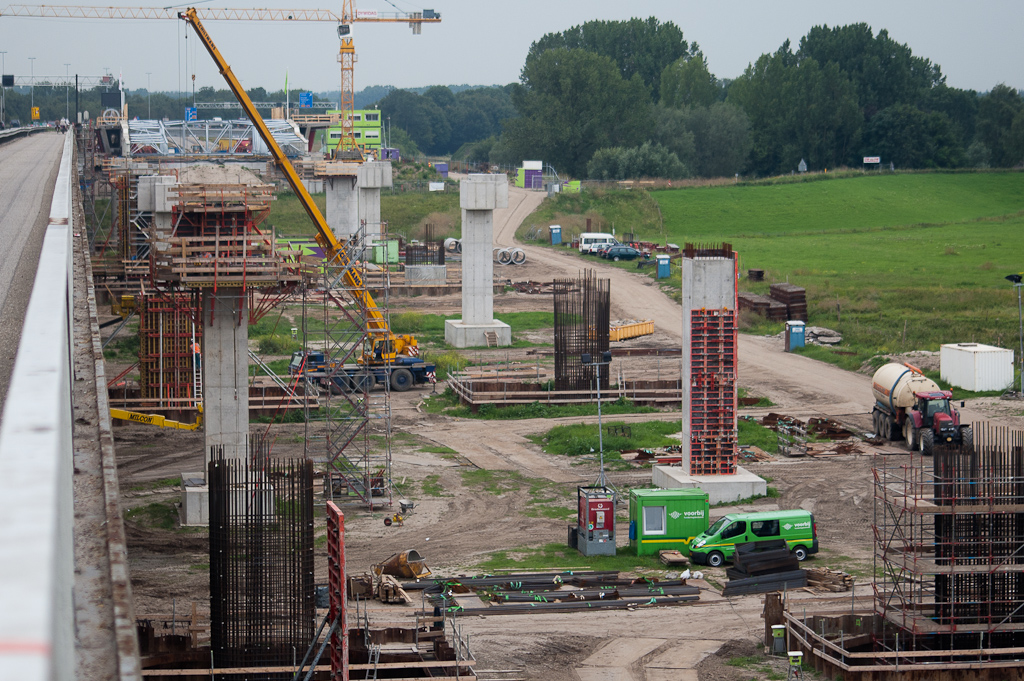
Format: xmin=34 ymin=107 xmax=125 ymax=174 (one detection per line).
xmin=651 ymin=465 xmax=767 ymax=505
xmin=444 ymin=319 xmax=512 ymax=348
xmin=180 ymin=471 xmax=209 ymax=527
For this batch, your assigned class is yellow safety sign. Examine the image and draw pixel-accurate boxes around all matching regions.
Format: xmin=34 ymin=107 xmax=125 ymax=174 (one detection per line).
xmin=31 ymin=106 xmax=40 ymax=120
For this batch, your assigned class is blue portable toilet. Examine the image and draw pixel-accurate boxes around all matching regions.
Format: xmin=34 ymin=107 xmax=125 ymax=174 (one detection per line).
xmin=656 ymin=254 xmax=672 ymax=279
xmin=549 ymin=225 xmax=562 ymax=245
xmin=785 ymin=321 xmax=806 ymax=351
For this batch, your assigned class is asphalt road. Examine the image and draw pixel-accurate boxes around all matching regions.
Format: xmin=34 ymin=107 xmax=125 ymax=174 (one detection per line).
xmin=0 ymin=132 xmax=66 ymax=413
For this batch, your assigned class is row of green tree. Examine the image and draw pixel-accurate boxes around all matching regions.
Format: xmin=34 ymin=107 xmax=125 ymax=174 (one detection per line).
xmin=490 ymin=19 xmax=1024 ymax=178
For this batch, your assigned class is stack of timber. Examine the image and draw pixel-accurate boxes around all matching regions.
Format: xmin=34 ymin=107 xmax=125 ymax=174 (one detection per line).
xmin=738 ymin=292 xmax=788 ymax=321
xmin=659 ymin=550 xmax=689 ymax=566
xmin=805 ymin=567 xmax=853 ymax=592
xmin=768 ymin=283 xmax=808 ymax=321
xmin=377 ymin=574 xmax=413 ymax=604
xmin=722 ymin=540 xmax=806 ymax=596
xmin=404 ymin=571 xmax=699 ymax=615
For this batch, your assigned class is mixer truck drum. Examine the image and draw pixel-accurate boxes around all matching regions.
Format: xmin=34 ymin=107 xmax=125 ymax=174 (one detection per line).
xmin=511 ymin=248 xmax=527 ymax=265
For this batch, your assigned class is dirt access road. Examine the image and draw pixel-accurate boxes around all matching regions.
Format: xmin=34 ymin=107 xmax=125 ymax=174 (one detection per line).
xmin=491 ymin=183 xmax=1021 ymax=432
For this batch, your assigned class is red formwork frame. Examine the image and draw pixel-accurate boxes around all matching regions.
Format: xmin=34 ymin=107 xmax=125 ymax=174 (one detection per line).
xmin=689 ymin=307 xmax=738 ymax=475
xmin=326 ymin=502 xmax=348 ymax=681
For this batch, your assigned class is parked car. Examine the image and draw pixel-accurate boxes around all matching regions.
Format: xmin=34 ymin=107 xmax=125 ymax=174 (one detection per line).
xmin=9 ymin=119 xmax=21 ymax=128
xmin=602 ymin=246 xmax=643 ymax=261
xmin=592 ymin=241 xmax=617 ymax=256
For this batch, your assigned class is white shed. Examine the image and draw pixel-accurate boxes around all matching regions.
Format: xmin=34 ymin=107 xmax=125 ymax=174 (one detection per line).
xmin=940 ymin=343 xmax=1014 ymax=392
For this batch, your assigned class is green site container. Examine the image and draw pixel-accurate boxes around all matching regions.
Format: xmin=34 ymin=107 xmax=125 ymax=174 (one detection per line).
xmin=628 ymin=488 xmax=710 ymax=556
xmin=372 ymin=241 xmax=398 ymax=265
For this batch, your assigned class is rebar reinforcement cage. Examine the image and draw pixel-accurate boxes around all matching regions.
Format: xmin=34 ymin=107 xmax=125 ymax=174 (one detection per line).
xmin=553 ymin=270 xmax=610 ymax=392
xmin=874 ymin=425 xmax=1024 ymax=652
xmin=209 ymin=446 xmax=315 ymax=676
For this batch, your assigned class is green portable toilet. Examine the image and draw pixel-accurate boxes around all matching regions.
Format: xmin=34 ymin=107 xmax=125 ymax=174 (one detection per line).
xmin=628 ymin=488 xmax=710 ymax=556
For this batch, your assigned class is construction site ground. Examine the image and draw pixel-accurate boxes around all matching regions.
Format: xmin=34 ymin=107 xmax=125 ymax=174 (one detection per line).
xmin=112 ymin=184 xmax=1024 ymax=681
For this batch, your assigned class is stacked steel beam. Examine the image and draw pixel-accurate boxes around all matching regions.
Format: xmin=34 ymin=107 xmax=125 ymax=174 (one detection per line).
xmin=553 ymin=270 xmax=611 ymax=391
xmin=209 ymin=445 xmax=315 ymax=677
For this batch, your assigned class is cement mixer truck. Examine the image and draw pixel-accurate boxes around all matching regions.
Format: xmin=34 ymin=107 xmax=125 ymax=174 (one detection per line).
xmin=871 ymin=363 xmax=972 ymax=454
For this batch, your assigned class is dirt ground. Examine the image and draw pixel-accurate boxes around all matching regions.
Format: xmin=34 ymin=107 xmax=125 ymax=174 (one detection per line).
xmin=113 ymin=183 xmax=1024 ymax=680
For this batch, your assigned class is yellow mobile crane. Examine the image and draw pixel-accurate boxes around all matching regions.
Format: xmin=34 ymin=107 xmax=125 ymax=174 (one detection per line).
xmin=180 ymin=8 xmax=427 ymax=375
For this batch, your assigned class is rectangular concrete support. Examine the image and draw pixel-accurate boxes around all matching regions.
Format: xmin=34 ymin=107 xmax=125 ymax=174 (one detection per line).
xmin=326 ymin=175 xmax=359 ymax=239
xmin=357 ymin=161 xmax=392 ymax=231
xmin=202 ymin=288 xmax=249 ymax=463
xmin=446 ymin=175 xmax=509 ymax=348
xmin=682 ymin=253 xmax=739 ymax=475
xmin=652 ymin=465 xmax=766 ymax=505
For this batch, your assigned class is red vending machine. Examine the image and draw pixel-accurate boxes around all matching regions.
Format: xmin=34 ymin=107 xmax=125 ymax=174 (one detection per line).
xmin=569 ymin=486 xmax=617 ymax=556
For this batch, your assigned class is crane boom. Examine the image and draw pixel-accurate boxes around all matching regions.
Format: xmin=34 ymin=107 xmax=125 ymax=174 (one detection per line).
xmin=0 ymin=5 xmax=441 ymax=23
xmin=181 ymin=8 xmax=397 ymax=346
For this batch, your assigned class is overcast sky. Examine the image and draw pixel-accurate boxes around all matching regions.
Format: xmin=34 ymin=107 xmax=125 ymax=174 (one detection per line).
xmin=1 ymin=0 xmax=1021 ymax=97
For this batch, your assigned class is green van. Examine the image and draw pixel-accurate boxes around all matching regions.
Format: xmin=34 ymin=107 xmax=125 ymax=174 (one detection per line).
xmin=688 ymin=510 xmax=818 ymax=567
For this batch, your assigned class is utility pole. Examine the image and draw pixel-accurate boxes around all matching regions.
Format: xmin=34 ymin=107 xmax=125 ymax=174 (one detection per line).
xmin=28 ymin=56 xmax=35 ymax=115
xmin=581 ymin=351 xmax=613 ymax=488
xmin=64 ymin=63 xmax=70 ymax=119
xmin=146 ymin=72 xmax=152 ymax=118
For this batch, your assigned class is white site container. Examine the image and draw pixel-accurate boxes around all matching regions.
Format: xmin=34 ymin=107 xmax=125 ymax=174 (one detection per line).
xmin=940 ymin=343 xmax=1014 ymax=392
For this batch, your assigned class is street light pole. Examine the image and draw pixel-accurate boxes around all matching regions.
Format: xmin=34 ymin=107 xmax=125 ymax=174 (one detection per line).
xmin=1007 ymin=275 xmax=1024 ymax=395
xmin=28 ymin=57 xmax=35 ymax=114
xmin=64 ymin=63 xmax=70 ymax=119
xmin=1 ymin=51 xmax=7 ymax=125
xmin=581 ymin=351 xmax=613 ymax=488
xmin=146 ymin=72 xmax=152 ymax=118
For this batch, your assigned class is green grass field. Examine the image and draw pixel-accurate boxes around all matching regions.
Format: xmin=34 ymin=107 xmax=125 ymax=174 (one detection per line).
xmin=523 ymin=172 xmax=1024 ymax=373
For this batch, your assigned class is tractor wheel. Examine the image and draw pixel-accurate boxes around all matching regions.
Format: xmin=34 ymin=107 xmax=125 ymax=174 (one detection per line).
xmin=905 ymin=423 xmax=918 ymax=450
xmin=872 ymin=412 xmax=883 ymax=438
xmin=961 ymin=426 xmax=974 ymax=452
xmin=920 ymin=429 xmax=934 ymax=456
xmin=390 ymin=368 xmax=414 ymax=392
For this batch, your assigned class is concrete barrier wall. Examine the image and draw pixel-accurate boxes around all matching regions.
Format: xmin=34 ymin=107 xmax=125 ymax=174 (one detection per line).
xmin=0 ymin=131 xmax=76 ymax=680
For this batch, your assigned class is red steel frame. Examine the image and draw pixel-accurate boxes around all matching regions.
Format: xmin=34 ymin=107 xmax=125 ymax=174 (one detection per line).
xmin=326 ymin=501 xmax=348 ymax=681
xmin=689 ymin=307 xmax=738 ymax=475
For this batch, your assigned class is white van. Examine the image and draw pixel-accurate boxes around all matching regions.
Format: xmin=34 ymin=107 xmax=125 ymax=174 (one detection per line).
xmin=579 ymin=232 xmax=618 ymax=254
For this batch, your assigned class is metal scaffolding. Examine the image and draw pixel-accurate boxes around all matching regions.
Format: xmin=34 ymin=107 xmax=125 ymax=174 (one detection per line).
xmin=553 ymin=270 xmax=610 ymax=392
xmin=137 ymin=292 xmax=200 ymax=408
xmin=209 ymin=446 xmax=315 ymax=676
xmin=301 ymin=219 xmax=394 ymax=510
xmin=874 ymin=425 xmax=1024 ymax=652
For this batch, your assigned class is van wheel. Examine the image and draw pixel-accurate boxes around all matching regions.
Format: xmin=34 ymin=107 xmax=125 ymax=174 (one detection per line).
xmin=793 ymin=546 xmax=808 ymax=561
xmin=707 ymin=551 xmax=725 ymax=567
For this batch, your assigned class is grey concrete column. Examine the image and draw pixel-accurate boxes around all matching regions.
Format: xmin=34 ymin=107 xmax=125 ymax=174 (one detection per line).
xmin=681 ymin=255 xmax=736 ymax=475
xmin=201 ymin=288 xmax=249 ymax=463
xmin=444 ymin=174 xmax=511 ymax=348
xmin=356 ymin=161 xmax=393 ymax=233
xmin=326 ymin=175 xmax=359 ymax=240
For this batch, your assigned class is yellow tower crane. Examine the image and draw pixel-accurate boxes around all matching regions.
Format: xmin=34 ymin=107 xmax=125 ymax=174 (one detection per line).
xmin=0 ymin=4 xmax=441 ymax=158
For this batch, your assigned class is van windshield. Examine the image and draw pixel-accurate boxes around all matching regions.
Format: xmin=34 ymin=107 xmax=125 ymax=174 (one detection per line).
xmin=707 ymin=516 xmax=731 ymax=536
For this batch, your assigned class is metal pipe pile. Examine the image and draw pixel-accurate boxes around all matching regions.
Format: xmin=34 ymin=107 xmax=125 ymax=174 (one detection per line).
xmin=411 ymin=571 xmax=700 ymax=615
